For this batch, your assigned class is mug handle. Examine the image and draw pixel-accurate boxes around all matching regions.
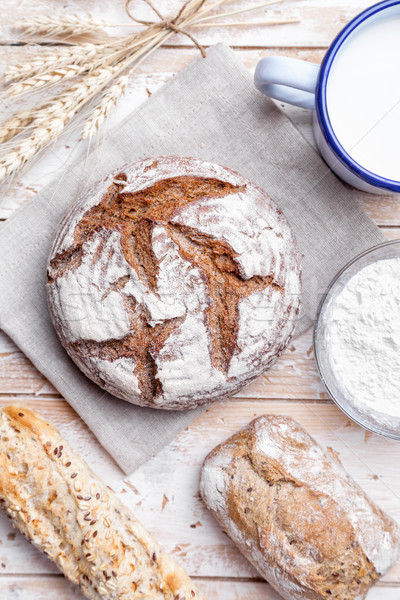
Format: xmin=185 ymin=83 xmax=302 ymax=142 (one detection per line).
xmin=254 ymin=56 xmax=320 ymax=110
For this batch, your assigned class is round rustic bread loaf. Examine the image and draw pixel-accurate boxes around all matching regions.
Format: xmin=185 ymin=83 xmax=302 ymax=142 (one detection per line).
xmin=47 ymin=156 xmax=301 ymax=410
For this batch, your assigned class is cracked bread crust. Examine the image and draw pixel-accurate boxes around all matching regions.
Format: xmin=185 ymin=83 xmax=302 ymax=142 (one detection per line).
xmin=200 ymin=416 xmax=400 ymax=600
xmin=0 ymin=404 xmax=205 ymax=600
xmin=47 ymin=156 xmax=301 ymax=409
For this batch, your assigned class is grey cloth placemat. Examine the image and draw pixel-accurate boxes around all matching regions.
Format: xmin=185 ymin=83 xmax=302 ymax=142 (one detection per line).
xmin=0 ymin=43 xmax=384 ymax=474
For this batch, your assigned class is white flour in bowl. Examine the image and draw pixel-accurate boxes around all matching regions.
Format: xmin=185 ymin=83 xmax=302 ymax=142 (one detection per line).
xmin=325 ymin=257 xmax=400 ymax=418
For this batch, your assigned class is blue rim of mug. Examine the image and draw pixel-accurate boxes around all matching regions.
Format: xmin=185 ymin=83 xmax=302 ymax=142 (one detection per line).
xmin=315 ymin=0 xmax=400 ymax=193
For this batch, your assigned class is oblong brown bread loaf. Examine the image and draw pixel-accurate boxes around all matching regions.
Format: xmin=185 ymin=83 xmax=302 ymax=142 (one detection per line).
xmin=200 ymin=415 xmax=400 ymax=600
xmin=47 ymin=156 xmax=301 ymax=410
xmin=0 ymin=405 xmax=205 ymax=600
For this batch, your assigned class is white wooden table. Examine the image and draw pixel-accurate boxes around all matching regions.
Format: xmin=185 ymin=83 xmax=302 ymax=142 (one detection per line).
xmin=1 ymin=1 xmax=400 ymax=598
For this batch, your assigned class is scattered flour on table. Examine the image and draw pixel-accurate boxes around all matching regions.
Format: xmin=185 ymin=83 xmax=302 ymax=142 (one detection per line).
xmin=326 ymin=258 xmax=400 ymax=417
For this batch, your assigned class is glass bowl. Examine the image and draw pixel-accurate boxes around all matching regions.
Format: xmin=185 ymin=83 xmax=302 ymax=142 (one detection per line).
xmin=314 ymin=239 xmax=400 ymax=439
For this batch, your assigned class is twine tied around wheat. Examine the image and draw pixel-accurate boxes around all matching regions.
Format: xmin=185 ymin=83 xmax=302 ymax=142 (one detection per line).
xmin=125 ymin=0 xmax=207 ymax=57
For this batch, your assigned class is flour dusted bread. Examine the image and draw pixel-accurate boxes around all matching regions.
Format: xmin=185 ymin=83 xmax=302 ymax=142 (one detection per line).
xmin=47 ymin=156 xmax=301 ymax=410
xmin=200 ymin=415 xmax=400 ymax=600
xmin=0 ymin=404 xmax=205 ymax=600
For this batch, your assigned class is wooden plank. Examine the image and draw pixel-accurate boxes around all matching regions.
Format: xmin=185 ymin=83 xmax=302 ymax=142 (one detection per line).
xmin=0 ymin=327 xmax=326 ymax=398
xmin=358 ymin=196 xmax=400 ymax=227
xmin=0 ymin=0 xmax=382 ymax=48
xmin=238 ymin=328 xmax=326 ymax=399
xmin=0 ymin=397 xmax=399 ymax=580
xmin=1 ymin=46 xmax=399 ymax=223
xmin=0 ymin=331 xmax=56 ymax=395
xmin=3 ymin=235 xmax=400 ymax=397
xmin=1 ymin=0 xmax=400 ymax=592
xmin=382 ymin=227 xmax=400 ymax=241
xmin=1 ymin=575 xmax=398 ymax=600
xmin=0 ymin=46 xmax=321 ymax=219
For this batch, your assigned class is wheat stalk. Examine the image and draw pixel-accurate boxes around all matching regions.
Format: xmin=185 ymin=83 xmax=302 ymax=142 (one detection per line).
xmin=15 ymin=14 xmax=108 ymax=36
xmin=81 ymin=74 xmax=129 ymax=140
xmin=2 ymin=67 xmax=116 ymax=142
xmin=0 ymin=0 xmax=299 ymax=184
xmin=0 ymin=117 xmax=70 ymax=182
xmin=0 ymin=66 xmax=118 ymax=181
xmin=193 ymin=18 xmax=299 ymax=26
xmin=193 ymin=0 xmax=284 ymax=23
xmin=4 ymin=44 xmax=104 ymax=83
xmin=33 ymin=66 xmax=118 ymax=123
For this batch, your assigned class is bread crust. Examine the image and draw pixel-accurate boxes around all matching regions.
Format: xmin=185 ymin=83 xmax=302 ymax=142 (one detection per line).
xmin=200 ymin=415 xmax=400 ymax=600
xmin=47 ymin=156 xmax=301 ymax=410
xmin=0 ymin=404 xmax=205 ymax=600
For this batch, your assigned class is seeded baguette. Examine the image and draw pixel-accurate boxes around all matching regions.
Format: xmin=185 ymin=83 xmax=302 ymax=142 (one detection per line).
xmin=0 ymin=405 xmax=205 ymax=600
xmin=200 ymin=415 xmax=400 ymax=600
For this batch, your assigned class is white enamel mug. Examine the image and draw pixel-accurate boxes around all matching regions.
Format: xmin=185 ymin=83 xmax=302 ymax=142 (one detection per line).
xmin=254 ymin=0 xmax=400 ymax=195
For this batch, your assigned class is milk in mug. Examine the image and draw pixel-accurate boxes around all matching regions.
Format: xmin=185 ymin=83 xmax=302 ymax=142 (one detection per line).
xmin=327 ymin=12 xmax=400 ymax=181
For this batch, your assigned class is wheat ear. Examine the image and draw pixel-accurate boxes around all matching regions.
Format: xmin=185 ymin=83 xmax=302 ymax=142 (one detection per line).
xmin=0 ymin=117 xmax=71 ymax=182
xmin=0 ymin=66 xmax=117 ymax=182
xmin=0 ymin=112 xmax=34 ymax=144
xmin=15 ymin=14 xmax=108 ymax=36
xmin=7 ymin=64 xmax=93 ymax=97
xmin=4 ymin=44 xmax=104 ymax=83
xmin=80 ymin=74 xmax=129 ymax=140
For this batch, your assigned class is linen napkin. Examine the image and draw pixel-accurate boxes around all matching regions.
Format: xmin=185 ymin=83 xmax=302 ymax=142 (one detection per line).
xmin=0 ymin=43 xmax=384 ymax=474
